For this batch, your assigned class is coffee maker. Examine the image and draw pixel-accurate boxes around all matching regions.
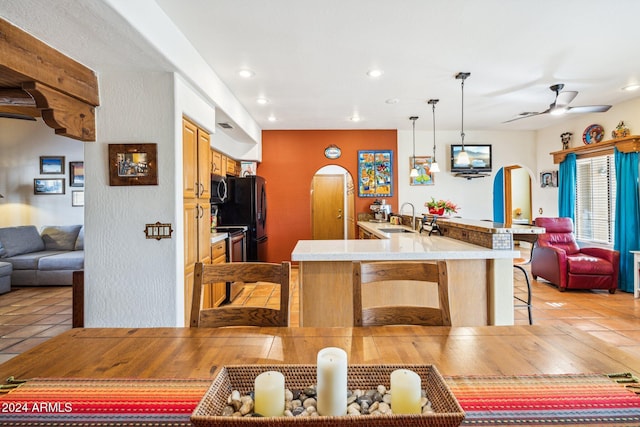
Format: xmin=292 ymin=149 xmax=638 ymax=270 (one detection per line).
xmin=370 ymin=200 xmax=391 ymax=222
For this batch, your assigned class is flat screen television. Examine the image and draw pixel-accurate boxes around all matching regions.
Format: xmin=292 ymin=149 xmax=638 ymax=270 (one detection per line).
xmin=450 ymin=144 xmax=492 ymax=173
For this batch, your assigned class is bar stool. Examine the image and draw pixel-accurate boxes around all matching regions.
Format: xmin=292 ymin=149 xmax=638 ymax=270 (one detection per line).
xmin=513 ymin=246 xmax=533 ymax=325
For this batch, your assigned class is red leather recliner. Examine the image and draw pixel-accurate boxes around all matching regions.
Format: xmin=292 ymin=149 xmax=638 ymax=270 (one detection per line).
xmin=531 ymin=217 xmax=619 ymax=293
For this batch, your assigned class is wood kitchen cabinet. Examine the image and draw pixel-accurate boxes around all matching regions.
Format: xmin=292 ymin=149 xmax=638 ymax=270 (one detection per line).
xmin=183 ymin=117 xmax=212 ymax=324
xmin=211 ymin=240 xmax=227 ymax=307
xmin=211 ymin=149 xmax=223 ymax=175
xmin=358 ymin=226 xmax=379 ymax=239
xmin=226 ymin=157 xmax=238 ymax=176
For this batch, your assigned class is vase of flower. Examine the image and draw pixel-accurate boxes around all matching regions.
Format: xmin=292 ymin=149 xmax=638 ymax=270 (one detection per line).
xmin=425 ymin=197 xmax=459 ymax=216
xmin=428 ymin=207 xmax=445 ymax=215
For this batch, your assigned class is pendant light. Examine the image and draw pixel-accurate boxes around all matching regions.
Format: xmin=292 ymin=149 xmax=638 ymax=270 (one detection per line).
xmin=455 ymin=72 xmax=471 ymax=166
xmin=409 ymin=116 xmax=419 ymax=177
xmin=427 ymin=99 xmax=440 ymax=173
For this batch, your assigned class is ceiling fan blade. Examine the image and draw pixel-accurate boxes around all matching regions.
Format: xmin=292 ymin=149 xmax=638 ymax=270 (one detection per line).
xmin=502 ymin=112 xmax=543 ymax=123
xmin=554 ymin=91 xmax=578 ymax=107
xmin=566 ymin=105 xmax=612 ymax=114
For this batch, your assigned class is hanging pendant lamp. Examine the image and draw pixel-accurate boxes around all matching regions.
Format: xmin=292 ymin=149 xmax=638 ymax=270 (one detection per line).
xmin=409 ymin=116 xmax=419 ymax=177
xmin=455 ymin=72 xmax=471 ymax=166
xmin=427 ymin=99 xmax=440 ymax=173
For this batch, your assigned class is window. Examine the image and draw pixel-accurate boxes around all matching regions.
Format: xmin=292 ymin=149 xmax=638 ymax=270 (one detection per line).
xmin=575 ymin=154 xmax=616 ymax=244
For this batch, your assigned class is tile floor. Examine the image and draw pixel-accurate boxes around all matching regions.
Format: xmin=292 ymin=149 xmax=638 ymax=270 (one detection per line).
xmin=1 ymin=262 xmax=639 ymax=363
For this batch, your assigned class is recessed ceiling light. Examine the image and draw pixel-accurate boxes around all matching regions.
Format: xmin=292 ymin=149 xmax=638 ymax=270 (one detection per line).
xmin=268 ymin=115 xmax=277 ymax=122
xmin=622 ymin=84 xmax=640 ymax=91
xmin=367 ymin=69 xmax=384 ymax=78
xmin=256 ymin=97 xmax=270 ymax=105
xmin=350 ymin=115 xmax=361 ymax=122
xmin=238 ymin=69 xmax=255 ymax=78
xmin=386 ymin=98 xmax=399 ymax=104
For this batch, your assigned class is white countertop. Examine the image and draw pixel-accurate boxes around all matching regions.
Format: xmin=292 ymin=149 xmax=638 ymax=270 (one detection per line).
xmin=211 ymin=232 xmax=227 ymax=244
xmin=291 ymin=221 xmax=518 ymax=262
xmin=437 ymin=217 xmax=545 ymax=234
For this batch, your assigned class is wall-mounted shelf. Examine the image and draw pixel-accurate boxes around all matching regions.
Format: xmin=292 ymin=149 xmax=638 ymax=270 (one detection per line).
xmin=550 ymin=135 xmax=640 ymax=164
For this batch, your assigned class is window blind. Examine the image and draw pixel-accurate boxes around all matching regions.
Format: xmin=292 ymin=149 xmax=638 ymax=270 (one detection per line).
xmin=575 ymin=154 xmax=616 ymax=244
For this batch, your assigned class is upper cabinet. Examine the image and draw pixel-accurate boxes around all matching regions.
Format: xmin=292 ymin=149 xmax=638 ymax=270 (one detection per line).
xmin=211 ymin=148 xmax=240 ymax=177
xmin=183 ymin=118 xmax=211 ymax=200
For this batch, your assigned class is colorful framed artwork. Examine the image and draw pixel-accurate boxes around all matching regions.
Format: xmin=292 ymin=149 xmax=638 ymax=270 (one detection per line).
xmin=357 ymin=150 xmax=393 ymax=197
xmin=540 ymin=170 xmax=558 ymax=188
xmin=34 ymin=178 xmax=65 ymax=195
xmin=69 ymin=161 xmax=84 ymax=187
xmin=108 ymin=143 xmax=158 ymax=186
xmin=410 ymin=156 xmax=434 ymax=186
xmin=40 ymin=156 xmax=65 ymax=174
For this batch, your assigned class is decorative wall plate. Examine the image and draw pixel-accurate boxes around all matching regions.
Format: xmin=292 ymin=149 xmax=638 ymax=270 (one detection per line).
xmin=582 ymin=124 xmax=604 ymax=144
xmin=324 ymin=144 xmax=341 ymax=159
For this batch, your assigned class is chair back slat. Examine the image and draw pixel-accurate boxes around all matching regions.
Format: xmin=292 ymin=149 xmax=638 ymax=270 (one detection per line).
xmin=353 ymin=261 xmax=451 ymax=327
xmin=191 ymin=261 xmax=291 ymax=328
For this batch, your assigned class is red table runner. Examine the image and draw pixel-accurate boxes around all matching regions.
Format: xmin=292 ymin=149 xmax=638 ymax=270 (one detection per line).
xmin=0 ymin=373 xmax=638 ymax=426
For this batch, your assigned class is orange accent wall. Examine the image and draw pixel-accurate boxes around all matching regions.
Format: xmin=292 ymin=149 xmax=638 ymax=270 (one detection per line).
xmin=258 ymin=130 xmax=398 ymax=263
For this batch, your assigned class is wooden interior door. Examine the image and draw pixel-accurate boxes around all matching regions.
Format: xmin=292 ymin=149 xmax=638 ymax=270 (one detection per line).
xmin=312 ymin=174 xmax=345 ymax=240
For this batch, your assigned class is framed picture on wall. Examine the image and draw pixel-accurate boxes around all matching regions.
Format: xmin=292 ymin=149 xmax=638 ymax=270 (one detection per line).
xmin=69 ymin=161 xmax=84 ymax=187
xmin=409 ymin=156 xmax=435 ymax=186
xmin=34 ymin=178 xmax=65 ymax=195
xmin=40 ymin=156 xmax=65 ymax=174
xmin=540 ymin=170 xmax=558 ymax=188
xmin=358 ymin=150 xmax=393 ymax=197
xmin=72 ymin=190 xmax=84 ymax=207
xmin=108 ymin=143 xmax=158 ymax=186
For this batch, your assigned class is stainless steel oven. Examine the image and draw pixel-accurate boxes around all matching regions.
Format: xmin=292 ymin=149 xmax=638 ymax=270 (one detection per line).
xmin=214 ymin=226 xmax=247 ymax=302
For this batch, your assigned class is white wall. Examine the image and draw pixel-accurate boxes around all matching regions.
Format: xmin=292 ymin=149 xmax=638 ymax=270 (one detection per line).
xmin=0 ymin=118 xmax=84 ymax=227
xmin=397 ymin=130 xmax=537 ymax=220
xmin=84 ymin=70 xmax=177 ymax=327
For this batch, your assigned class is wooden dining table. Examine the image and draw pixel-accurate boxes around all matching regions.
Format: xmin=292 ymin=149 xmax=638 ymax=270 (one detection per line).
xmin=0 ymin=324 xmax=638 ymax=380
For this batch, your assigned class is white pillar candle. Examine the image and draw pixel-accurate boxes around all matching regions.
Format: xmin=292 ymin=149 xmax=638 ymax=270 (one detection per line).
xmin=254 ymin=371 xmax=285 ymax=417
xmin=316 ymin=347 xmax=348 ymax=416
xmin=390 ymin=369 xmax=421 ymax=414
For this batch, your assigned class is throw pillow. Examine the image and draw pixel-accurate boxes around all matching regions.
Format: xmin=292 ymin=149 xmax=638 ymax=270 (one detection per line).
xmin=41 ymin=225 xmax=83 ymax=251
xmin=75 ymin=226 xmax=84 ymax=250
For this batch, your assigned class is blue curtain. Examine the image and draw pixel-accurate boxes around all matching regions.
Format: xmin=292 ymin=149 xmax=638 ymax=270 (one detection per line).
xmin=558 ymin=153 xmax=576 ymax=221
xmin=614 ymin=148 xmax=640 ymax=293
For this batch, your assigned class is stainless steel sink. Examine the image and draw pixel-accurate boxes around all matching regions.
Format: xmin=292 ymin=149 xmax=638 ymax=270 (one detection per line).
xmin=378 ymin=228 xmax=415 ymax=233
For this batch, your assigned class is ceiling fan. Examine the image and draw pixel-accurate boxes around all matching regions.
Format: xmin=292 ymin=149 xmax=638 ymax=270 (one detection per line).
xmin=504 ymin=84 xmax=611 ymax=123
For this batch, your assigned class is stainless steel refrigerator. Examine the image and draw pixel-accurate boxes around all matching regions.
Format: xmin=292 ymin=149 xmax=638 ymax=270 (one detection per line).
xmin=217 ymin=175 xmax=267 ymax=261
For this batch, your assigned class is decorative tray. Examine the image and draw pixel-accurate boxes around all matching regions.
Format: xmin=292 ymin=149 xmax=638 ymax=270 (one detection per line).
xmin=191 ymin=364 xmax=465 ymax=427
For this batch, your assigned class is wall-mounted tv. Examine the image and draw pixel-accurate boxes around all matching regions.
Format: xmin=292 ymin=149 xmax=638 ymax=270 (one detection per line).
xmin=450 ymin=144 xmax=492 ymax=173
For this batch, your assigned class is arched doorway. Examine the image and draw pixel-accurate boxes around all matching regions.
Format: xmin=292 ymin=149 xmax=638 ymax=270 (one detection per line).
xmin=493 ymin=165 xmax=534 ymax=225
xmin=311 ymin=165 xmax=355 ymax=240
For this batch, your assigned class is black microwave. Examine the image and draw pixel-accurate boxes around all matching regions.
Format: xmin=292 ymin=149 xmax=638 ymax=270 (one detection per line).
xmin=211 ymin=174 xmax=228 ymax=204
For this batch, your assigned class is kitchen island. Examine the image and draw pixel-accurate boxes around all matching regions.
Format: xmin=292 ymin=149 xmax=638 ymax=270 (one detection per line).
xmin=292 ymin=221 xmax=520 ymax=327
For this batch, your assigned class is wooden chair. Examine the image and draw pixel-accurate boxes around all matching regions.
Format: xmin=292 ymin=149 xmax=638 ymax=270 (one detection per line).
xmin=352 ymin=260 xmax=451 ymax=327
xmin=190 ymin=261 xmax=291 ymax=328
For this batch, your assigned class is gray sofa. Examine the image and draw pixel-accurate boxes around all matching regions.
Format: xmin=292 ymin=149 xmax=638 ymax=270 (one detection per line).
xmin=0 ymin=225 xmax=84 ymax=288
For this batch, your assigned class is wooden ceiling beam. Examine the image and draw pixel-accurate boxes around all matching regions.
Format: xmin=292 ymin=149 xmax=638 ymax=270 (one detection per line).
xmin=23 ymin=81 xmax=95 ymax=141
xmin=0 ymin=18 xmax=99 ymax=141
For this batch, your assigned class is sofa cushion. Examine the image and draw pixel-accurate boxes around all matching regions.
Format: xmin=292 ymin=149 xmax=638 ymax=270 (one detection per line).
xmin=0 ymin=226 xmax=45 ymax=257
xmin=3 ymin=251 xmax=66 ymax=270
xmin=567 ymin=254 xmax=614 ymax=275
xmin=41 ymin=225 xmax=83 ymax=251
xmin=75 ymin=226 xmax=84 ymax=250
xmin=37 ymin=251 xmax=84 ymax=271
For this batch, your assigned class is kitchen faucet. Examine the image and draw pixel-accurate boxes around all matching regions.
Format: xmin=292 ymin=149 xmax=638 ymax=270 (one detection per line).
xmin=400 ymin=202 xmax=415 ymax=230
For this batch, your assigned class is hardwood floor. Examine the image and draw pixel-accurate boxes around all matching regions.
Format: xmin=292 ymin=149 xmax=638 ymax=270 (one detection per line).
xmin=1 ymin=263 xmax=638 ymax=364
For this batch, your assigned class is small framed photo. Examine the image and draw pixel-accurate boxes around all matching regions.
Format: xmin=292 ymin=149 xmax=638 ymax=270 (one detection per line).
xmin=72 ymin=190 xmax=84 ymax=207
xmin=69 ymin=161 xmax=84 ymax=187
xmin=540 ymin=170 xmax=558 ymax=188
xmin=34 ymin=178 xmax=65 ymax=195
xmin=40 ymin=156 xmax=65 ymax=174
xmin=108 ymin=143 xmax=158 ymax=186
